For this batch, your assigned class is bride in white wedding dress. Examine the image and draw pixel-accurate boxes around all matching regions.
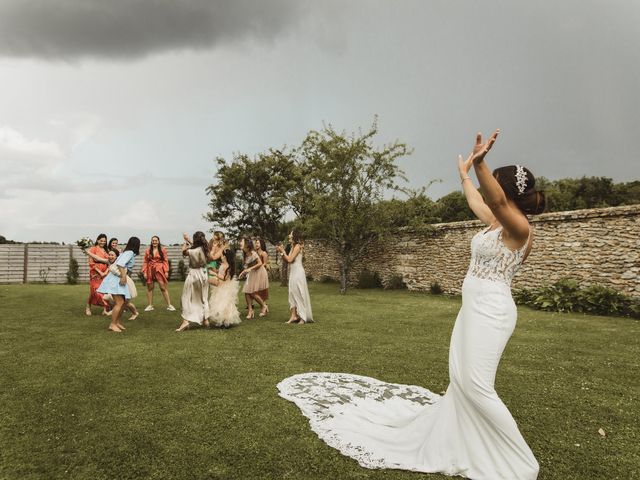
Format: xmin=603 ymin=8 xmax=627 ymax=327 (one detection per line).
xmin=277 ymin=130 xmax=546 ymax=479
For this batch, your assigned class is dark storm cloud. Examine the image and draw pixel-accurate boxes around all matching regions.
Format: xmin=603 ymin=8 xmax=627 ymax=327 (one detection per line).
xmin=0 ymin=0 xmax=307 ymax=60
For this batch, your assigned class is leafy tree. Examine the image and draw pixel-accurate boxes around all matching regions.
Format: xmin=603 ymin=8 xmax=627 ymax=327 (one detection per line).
xmin=205 ymin=148 xmax=297 ymax=243
xmin=295 ymin=119 xmax=410 ymax=294
xmin=536 ymin=176 xmax=640 ymax=212
xmin=433 ymin=191 xmax=475 ymax=223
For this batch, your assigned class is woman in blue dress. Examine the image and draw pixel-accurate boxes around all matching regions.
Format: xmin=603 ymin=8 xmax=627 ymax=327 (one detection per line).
xmin=98 ymin=237 xmax=140 ymax=333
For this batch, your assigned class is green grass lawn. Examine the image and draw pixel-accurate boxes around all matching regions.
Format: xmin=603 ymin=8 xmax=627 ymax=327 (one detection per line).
xmin=0 ymin=282 xmax=638 ymax=480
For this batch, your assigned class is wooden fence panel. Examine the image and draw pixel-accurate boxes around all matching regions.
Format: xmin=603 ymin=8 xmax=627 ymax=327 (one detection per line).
xmin=0 ymin=245 xmax=27 ymax=284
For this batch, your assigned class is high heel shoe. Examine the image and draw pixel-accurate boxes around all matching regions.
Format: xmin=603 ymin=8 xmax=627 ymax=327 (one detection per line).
xmin=259 ymin=305 xmax=269 ymax=317
xmin=246 ymin=310 xmax=255 ymax=320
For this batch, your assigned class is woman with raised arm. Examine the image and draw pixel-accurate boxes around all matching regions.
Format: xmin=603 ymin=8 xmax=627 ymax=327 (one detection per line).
xmin=142 ymin=235 xmax=175 ymax=312
xmin=238 ymin=238 xmax=268 ymax=319
xmin=175 ymin=231 xmax=210 ymax=332
xmin=252 ymin=237 xmax=270 ymax=316
xmin=277 ymin=130 xmax=544 ymax=479
xmin=276 ymin=230 xmax=313 ymax=325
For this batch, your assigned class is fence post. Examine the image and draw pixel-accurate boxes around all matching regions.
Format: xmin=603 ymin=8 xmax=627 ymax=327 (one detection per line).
xmin=23 ymin=244 xmax=29 ymax=284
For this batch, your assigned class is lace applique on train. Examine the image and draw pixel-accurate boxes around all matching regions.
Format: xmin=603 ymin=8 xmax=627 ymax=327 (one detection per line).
xmin=277 ymin=372 xmax=439 ymax=469
xmin=465 ymin=226 xmax=529 ymax=286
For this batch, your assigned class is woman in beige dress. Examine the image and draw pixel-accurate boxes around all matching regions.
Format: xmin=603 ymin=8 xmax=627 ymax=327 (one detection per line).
xmin=239 ymin=238 xmax=268 ymax=319
xmin=252 ymin=237 xmax=270 ymax=316
xmin=175 ymin=231 xmax=210 ymax=332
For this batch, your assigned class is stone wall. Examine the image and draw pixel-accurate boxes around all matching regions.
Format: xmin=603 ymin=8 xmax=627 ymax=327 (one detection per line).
xmin=303 ymin=205 xmax=640 ymax=298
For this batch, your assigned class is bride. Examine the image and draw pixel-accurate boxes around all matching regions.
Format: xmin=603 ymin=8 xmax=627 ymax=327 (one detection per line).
xmin=277 ymin=130 xmax=545 ymax=479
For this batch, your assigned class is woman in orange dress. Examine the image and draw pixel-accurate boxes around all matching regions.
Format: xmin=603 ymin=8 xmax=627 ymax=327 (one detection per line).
xmin=85 ymin=233 xmax=110 ymax=316
xmin=142 ymin=235 xmax=175 ymax=311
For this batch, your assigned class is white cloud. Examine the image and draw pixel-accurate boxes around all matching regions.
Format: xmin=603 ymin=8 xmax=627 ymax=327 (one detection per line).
xmin=0 ymin=125 xmax=64 ymax=169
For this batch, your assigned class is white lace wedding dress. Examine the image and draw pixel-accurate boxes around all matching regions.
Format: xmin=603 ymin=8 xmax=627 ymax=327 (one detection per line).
xmin=277 ymin=226 xmax=539 ymax=479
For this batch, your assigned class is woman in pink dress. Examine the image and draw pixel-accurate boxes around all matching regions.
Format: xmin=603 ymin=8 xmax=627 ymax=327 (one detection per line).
xmin=238 ymin=238 xmax=268 ymax=319
xmin=142 ymin=235 xmax=175 ymax=312
xmin=84 ymin=233 xmax=110 ymax=316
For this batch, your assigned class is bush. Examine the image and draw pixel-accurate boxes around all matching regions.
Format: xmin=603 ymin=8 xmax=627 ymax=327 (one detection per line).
xmin=177 ymin=260 xmax=188 ymax=281
xmin=167 ymin=259 xmax=173 ymax=282
xmin=38 ymin=267 xmax=51 ymax=284
xmin=429 ymin=281 xmax=443 ymax=295
xmin=137 ymin=271 xmax=146 ymax=285
xmin=357 ymin=269 xmax=382 ymax=289
xmin=385 ymin=274 xmax=406 ymax=290
xmin=66 ymin=258 xmax=79 ymax=285
xmin=514 ymin=279 xmax=640 ymax=318
xmin=319 ymin=275 xmax=336 ymax=284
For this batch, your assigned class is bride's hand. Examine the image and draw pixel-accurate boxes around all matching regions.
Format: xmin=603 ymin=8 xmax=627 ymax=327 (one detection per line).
xmin=470 ymin=129 xmax=499 ymax=164
xmin=458 ymin=154 xmax=474 ymax=179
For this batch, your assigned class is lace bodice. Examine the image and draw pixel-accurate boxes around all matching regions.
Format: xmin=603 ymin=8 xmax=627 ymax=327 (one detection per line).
xmin=465 ymin=226 xmax=529 ymax=286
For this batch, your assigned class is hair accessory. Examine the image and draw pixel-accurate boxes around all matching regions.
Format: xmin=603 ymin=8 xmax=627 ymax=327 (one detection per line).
xmin=515 ymin=165 xmax=528 ymax=195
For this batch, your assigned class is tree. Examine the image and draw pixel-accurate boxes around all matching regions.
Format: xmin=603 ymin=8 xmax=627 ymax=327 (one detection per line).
xmin=295 ymin=119 xmax=410 ymax=294
xmin=205 ymin=148 xmax=297 ymax=243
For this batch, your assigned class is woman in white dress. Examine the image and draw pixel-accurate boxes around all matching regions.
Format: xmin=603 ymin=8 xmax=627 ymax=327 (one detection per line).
xmin=207 ymin=248 xmax=241 ymax=328
xmin=277 ymin=130 xmax=545 ymax=479
xmin=276 ymin=230 xmax=313 ymax=325
xmin=175 ymin=231 xmax=210 ymax=332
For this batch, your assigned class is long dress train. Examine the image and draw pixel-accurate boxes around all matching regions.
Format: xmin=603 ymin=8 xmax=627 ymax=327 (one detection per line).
xmin=277 ymin=227 xmax=538 ymax=479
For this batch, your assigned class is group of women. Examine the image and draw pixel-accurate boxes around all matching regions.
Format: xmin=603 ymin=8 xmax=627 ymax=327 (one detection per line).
xmin=83 ymin=229 xmax=314 ymax=334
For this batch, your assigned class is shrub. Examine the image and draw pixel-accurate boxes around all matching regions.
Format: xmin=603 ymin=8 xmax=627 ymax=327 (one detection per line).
xmin=66 ymin=258 xmax=79 ymax=285
xmin=514 ymin=279 xmax=640 ymax=319
xmin=167 ymin=259 xmax=173 ymax=282
xmin=319 ymin=275 xmax=336 ymax=284
xmin=38 ymin=267 xmax=51 ymax=284
xmin=137 ymin=271 xmax=146 ymax=285
xmin=177 ymin=260 xmax=188 ymax=281
xmin=357 ymin=269 xmax=382 ymax=289
xmin=385 ymin=274 xmax=406 ymax=290
xmin=429 ymin=281 xmax=443 ymax=295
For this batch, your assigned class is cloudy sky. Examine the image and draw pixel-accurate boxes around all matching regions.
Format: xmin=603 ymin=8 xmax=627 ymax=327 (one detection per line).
xmin=1 ymin=0 xmax=639 ymax=243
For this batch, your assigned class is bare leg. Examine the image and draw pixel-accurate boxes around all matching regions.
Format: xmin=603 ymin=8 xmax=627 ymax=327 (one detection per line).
xmin=109 ymin=296 xmax=125 ymax=332
xmin=146 ymin=283 xmax=154 ymax=309
xmin=245 ymin=293 xmax=254 ymax=318
xmin=251 ymin=293 xmax=265 ymax=308
xmin=159 ymin=282 xmax=174 ymax=309
xmin=126 ymin=302 xmax=139 ymax=320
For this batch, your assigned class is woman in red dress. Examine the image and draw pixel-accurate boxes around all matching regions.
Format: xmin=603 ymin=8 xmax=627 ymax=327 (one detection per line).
xmin=142 ymin=235 xmax=175 ymax=311
xmin=85 ymin=233 xmax=110 ymax=316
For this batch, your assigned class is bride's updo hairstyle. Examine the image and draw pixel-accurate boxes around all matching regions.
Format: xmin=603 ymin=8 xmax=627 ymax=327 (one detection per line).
xmin=492 ymin=165 xmax=546 ymax=215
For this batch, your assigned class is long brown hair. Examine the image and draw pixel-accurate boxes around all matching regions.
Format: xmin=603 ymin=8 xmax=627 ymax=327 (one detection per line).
xmin=150 ymin=235 xmax=165 ymax=261
xmin=191 ymin=231 xmax=209 ymax=257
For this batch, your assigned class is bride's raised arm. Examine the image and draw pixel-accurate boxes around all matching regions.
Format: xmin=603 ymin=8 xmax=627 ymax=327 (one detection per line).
xmin=458 ymin=153 xmax=496 ymax=226
xmin=470 ymin=130 xmax=530 ymax=243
